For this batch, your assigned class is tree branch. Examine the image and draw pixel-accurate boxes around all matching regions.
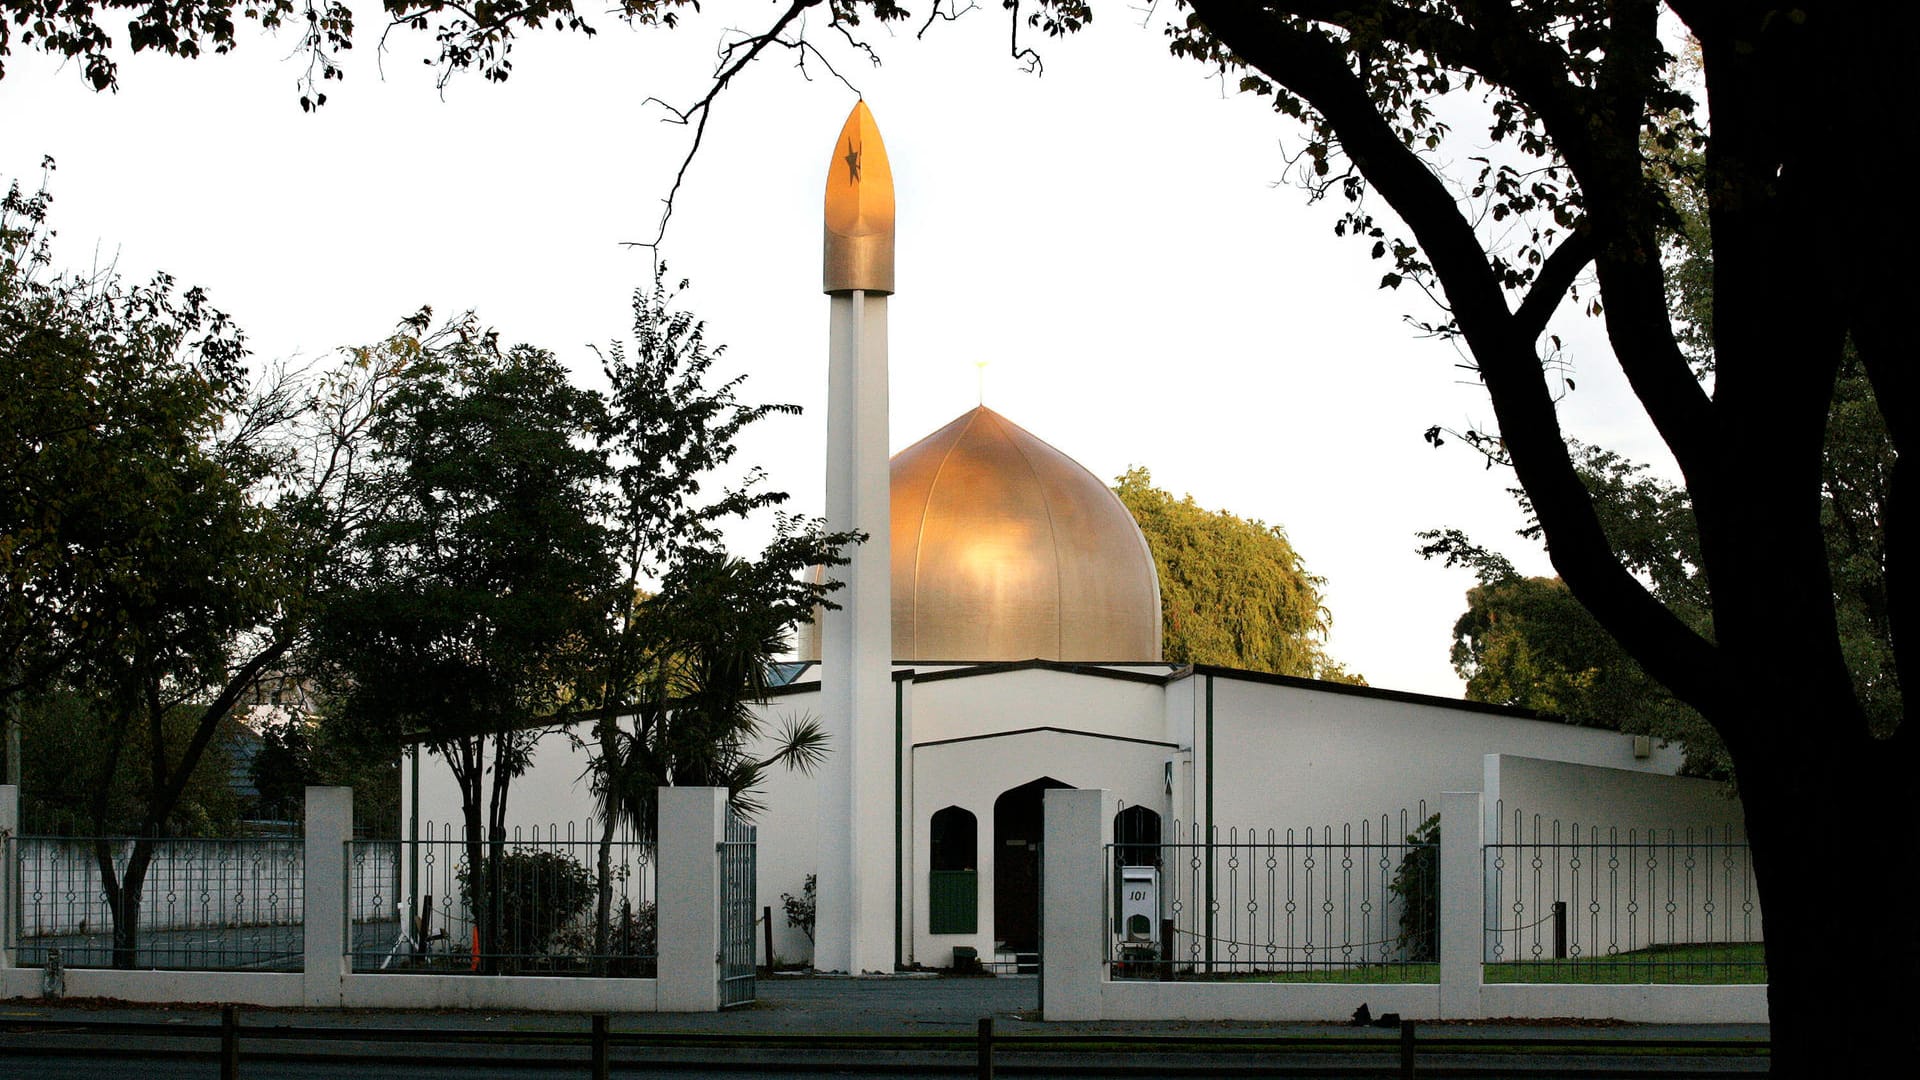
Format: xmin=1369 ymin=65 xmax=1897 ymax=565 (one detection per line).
xmin=1511 ymin=230 xmax=1593 ymax=341
xmin=622 ymin=0 xmax=854 ymax=250
xmin=1187 ymin=0 xmax=1721 ymax=708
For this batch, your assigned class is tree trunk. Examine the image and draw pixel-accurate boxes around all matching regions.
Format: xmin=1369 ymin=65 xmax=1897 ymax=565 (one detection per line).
xmin=1735 ymin=736 xmax=1908 ymax=1075
xmin=458 ymin=760 xmax=487 ymax=975
xmin=96 ymin=835 xmax=157 ymax=970
xmin=483 ymin=731 xmax=516 ymax=975
xmin=591 ymin=789 xmax=616 ymax=975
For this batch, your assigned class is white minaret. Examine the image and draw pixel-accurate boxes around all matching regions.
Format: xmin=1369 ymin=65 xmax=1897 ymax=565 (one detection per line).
xmin=815 ymin=101 xmax=897 ymax=974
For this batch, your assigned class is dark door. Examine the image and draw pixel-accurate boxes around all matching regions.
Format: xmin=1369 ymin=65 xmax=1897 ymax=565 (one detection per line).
xmin=993 ymin=777 xmax=1071 ymax=951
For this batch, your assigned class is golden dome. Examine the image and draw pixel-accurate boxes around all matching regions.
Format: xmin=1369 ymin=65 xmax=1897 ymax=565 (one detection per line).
xmin=801 ymin=406 xmax=1163 ymax=662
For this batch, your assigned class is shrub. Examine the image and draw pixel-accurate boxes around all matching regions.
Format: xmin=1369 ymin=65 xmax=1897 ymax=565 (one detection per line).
xmin=782 ymin=873 xmax=816 ymax=943
xmin=458 ymin=847 xmax=595 ymax=962
xmin=548 ymin=898 xmax=658 ymax=976
xmin=1390 ymin=813 xmax=1440 ymax=962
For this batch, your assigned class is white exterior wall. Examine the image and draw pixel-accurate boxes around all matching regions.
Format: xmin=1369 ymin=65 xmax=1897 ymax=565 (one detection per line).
xmin=1203 ymin=675 xmax=1684 ymax=833
xmin=395 ymin=664 xmax=1726 ymax=981
xmin=1483 ymin=754 xmax=1742 ymax=836
xmin=909 ymin=668 xmax=1167 ymax=744
xmin=744 ymin=686 xmax=827 ymax=968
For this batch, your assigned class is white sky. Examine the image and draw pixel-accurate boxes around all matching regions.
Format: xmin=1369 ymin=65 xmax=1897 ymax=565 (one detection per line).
xmin=0 ymin=5 xmax=1677 ymax=698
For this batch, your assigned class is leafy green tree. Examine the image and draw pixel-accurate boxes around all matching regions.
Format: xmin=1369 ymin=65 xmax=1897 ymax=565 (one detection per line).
xmin=311 ymin=313 xmax=611 ymax=968
xmin=1114 ymin=467 xmax=1359 ymax=682
xmin=17 ymin=690 xmax=245 ymax=836
xmin=579 ymin=272 xmax=855 ymax=962
xmin=246 ymin=703 xmax=402 ymax=834
xmin=3 ymin=167 xmax=392 ymax=965
xmin=1443 ymin=570 xmax=1725 ymax=776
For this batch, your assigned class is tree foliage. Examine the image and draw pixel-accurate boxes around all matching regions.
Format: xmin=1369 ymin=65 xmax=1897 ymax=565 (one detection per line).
xmin=245 ymin=700 xmax=401 ymax=833
xmin=578 ymin=271 xmax=855 ymax=961
xmin=17 ymin=690 xmax=245 ymax=835
xmin=3 ymin=165 xmax=396 ymax=965
xmin=1114 ymin=467 xmax=1358 ymax=682
xmin=310 ymin=312 xmax=610 ymax=964
xmin=1443 ymin=570 xmax=1724 ymax=776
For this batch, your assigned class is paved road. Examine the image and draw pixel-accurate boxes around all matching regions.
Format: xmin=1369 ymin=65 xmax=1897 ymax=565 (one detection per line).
xmin=1 ymin=974 xmax=1770 ymax=1076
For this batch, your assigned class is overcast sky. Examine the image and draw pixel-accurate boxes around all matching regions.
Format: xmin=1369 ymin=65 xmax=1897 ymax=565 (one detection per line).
xmin=0 ymin=5 xmax=1678 ymax=697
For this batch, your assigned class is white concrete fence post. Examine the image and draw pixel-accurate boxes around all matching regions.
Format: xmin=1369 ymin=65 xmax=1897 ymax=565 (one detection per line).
xmin=1438 ymin=790 xmax=1484 ymax=1019
xmin=0 ymin=783 xmax=16 ymax=970
xmin=656 ymin=786 xmax=727 ymax=1012
xmin=1041 ymin=787 xmax=1114 ymax=1021
xmin=304 ymin=786 xmax=352 ymax=1006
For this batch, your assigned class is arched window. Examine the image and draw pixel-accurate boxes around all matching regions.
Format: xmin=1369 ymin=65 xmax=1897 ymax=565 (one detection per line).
xmin=1114 ymin=805 xmax=1162 ymax=867
xmin=929 ymin=806 xmax=977 ymax=934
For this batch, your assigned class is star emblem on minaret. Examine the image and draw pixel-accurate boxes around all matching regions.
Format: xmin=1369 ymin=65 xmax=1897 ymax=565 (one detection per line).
xmin=844 ymin=138 xmax=862 ymax=183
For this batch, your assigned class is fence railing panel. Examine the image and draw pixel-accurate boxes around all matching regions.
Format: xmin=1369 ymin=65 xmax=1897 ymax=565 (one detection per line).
xmin=10 ymin=835 xmax=318 ymax=970
xmin=1108 ymin=806 xmax=1437 ymax=982
xmin=352 ymin=820 xmax=656 ymax=976
xmin=1484 ymin=805 xmax=1764 ymax=983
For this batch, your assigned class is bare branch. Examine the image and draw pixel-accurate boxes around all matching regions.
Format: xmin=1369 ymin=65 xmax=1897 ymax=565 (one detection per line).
xmin=621 ymin=0 xmax=857 ymax=251
xmin=918 ymin=0 xmax=979 ymax=39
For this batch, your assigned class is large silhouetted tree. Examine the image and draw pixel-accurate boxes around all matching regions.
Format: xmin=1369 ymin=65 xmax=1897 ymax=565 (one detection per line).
xmin=1160 ymin=6 xmax=1910 ymax=1070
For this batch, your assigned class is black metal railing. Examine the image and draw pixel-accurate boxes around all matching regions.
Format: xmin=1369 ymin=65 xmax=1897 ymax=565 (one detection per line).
xmin=8 ymin=833 xmax=308 ymax=970
xmin=1108 ymin=807 xmax=1437 ymax=981
xmin=353 ymin=821 xmax=657 ymax=976
xmin=1484 ymin=805 xmax=1764 ymax=983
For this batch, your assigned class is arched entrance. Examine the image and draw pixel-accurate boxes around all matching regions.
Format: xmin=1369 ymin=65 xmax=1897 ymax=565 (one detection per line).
xmin=993 ymin=777 xmax=1072 ymax=951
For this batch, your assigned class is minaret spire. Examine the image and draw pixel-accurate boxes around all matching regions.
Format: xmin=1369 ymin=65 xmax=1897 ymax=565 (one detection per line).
xmin=823 ymin=101 xmax=895 ymax=295
xmin=815 ymin=100 xmax=897 ymax=974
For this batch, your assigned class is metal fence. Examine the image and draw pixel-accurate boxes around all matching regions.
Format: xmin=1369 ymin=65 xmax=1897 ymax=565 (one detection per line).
xmin=1484 ymin=805 xmax=1764 ymax=983
xmin=351 ymin=821 xmax=657 ymax=976
xmin=8 ymin=834 xmax=308 ymax=970
xmin=718 ymin=808 xmax=757 ymax=1007
xmin=1108 ymin=807 xmax=1437 ymax=981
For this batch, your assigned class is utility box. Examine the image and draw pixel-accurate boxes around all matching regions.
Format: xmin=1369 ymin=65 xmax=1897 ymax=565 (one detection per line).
xmin=1118 ymin=866 xmax=1159 ymax=944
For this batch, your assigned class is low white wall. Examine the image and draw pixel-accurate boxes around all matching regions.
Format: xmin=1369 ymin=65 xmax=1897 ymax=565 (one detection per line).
xmin=340 ymin=973 xmax=659 ymax=1011
xmin=1093 ymin=980 xmax=1766 ymax=1023
xmin=1102 ymin=980 xmax=1441 ymax=1022
xmin=0 ymin=967 xmax=306 ymax=1006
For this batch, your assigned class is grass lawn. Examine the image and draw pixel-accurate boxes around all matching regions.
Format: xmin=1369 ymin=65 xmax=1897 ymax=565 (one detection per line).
xmin=1484 ymin=941 xmax=1765 ymax=984
xmin=1147 ymin=942 xmax=1765 ymax=985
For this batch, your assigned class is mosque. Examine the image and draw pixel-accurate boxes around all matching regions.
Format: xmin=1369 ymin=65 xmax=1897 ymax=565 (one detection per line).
xmin=401 ymin=103 xmax=1737 ymax=975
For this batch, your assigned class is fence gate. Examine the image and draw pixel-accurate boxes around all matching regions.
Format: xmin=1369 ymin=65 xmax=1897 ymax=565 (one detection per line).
xmin=718 ymin=809 xmax=757 ymax=1008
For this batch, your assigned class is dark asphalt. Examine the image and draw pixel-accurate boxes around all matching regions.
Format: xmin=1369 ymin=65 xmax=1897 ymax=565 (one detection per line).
xmin=0 ymin=973 xmax=1772 ymax=1076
